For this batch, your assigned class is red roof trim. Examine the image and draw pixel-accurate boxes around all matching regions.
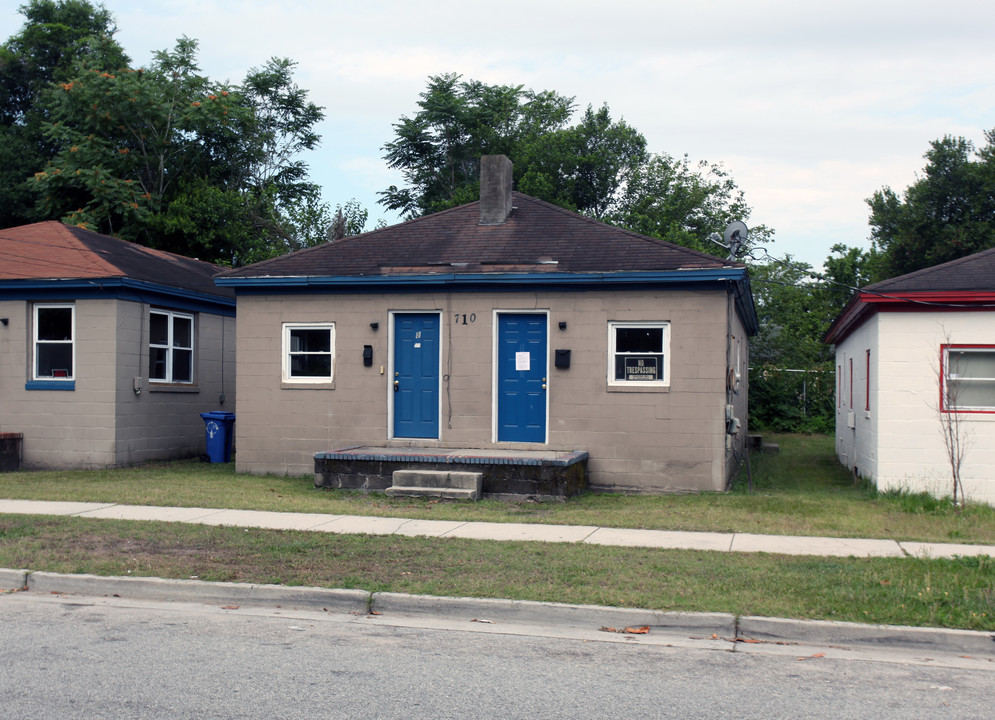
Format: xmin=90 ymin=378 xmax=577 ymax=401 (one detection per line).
xmin=825 ymin=290 xmax=995 ymax=345
xmin=860 ymin=290 xmax=995 ymax=305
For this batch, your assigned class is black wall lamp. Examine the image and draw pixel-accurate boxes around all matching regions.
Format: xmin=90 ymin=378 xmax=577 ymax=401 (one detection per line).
xmin=0 ymin=318 xmax=8 ymax=327
xmin=558 ymin=321 xmax=567 ymax=330
xmin=370 ymin=322 xmax=379 ymax=331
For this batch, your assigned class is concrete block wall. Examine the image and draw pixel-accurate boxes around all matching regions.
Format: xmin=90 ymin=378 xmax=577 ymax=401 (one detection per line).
xmin=837 ymin=310 xmax=995 ymax=505
xmin=0 ymin=300 xmax=24 ymax=437
xmin=233 ymin=289 xmax=739 ymax=492
xmin=876 ymin=311 xmax=995 ymax=505
xmin=834 ymin=313 xmax=878 ymax=482
xmin=0 ymin=299 xmax=118 ymax=467
xmin=0 ymin=298 xmax=235 ymax=470
xmin=113 ymin=303 xmax=236 ymax=465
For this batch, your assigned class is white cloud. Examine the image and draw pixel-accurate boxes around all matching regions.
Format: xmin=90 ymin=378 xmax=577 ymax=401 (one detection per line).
xmin=4 ymin=0 xmax=995 ymax=267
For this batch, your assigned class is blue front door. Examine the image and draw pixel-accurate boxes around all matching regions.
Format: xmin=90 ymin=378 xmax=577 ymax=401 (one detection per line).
xmin=393 ymin=313 xmax=440 ymax=438
xmin=497 ymin=313 xmax=547 ymax=442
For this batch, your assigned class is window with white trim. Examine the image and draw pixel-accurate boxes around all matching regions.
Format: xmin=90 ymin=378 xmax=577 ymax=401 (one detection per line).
xmin=943 ymin=345 xmax=995 ymax=412
xmin=608 ymin=322 xmax=670 ymax=386
xmin=283 ymin=323 xmax=334 ymax=382
xmin=149 ymin=310 xmax=194 ymax=383
xmin=34 ymin=303 xmax=75 ymax=380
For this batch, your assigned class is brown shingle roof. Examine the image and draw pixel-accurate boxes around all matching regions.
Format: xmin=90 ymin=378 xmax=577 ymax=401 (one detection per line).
xmin=865 ymin=245 xmax=995 ymax=293
xmin=823 ymin=245 xmax=995 ymax=345
xmin=220 ymin=193 xmax=737 ymax=279
xmin=0 ymin=221 xmax=232 ymax=299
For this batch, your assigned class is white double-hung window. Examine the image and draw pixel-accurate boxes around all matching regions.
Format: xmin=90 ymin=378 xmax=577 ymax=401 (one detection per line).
xmin=608 ymin=322 xmax=670 ymax=387
xmin=283 ymin=323 xmax=334 ymax=382
xmin=34 ymin=303 xmax=75 ymax=380
xmin=943 ymin=345 xmax=995 ymax=413
xmin=149 ymin=310 xmax=194 ymax=384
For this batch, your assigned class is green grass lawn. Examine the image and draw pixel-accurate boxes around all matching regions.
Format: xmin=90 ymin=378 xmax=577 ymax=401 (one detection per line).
xmin=2 ymin=433 xmax=994 ymax=630
xmin=1 ymin=434 xmax=992 ymax=544
xmin=1 ymin=514 xmax=992 ymax=630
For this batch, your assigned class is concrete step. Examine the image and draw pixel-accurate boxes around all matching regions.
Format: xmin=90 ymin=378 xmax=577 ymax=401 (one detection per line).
xmin=384 ymin=486 xmax=479 ymax=501
xmin=387 ymin=469 xmax=483 ymax=501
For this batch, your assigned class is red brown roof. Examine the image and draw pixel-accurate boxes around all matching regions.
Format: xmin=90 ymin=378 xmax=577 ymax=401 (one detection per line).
xmin=0 ymin=221 xmax=232 ymax=298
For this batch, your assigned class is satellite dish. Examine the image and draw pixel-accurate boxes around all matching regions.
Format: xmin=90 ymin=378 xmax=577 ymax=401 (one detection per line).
xmin=723 ymin=221 xmax=748 ymax=258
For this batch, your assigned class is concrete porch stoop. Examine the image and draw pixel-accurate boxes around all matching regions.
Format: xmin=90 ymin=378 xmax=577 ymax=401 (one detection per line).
xmin=386 ymin=469 xmax=483 ymax=501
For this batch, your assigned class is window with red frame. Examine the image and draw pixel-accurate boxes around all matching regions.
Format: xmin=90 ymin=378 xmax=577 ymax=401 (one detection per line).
xmin=942 ymin=345 xmax=995 ymax=412
xmin=865 ymin=349 xmax=870 ymax=412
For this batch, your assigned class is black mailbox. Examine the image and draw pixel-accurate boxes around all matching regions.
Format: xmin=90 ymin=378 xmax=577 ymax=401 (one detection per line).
xmin=363 ymin=345 xmax=373 ymax=366
xmin=554 ymin=349 xmax=571 ymax=368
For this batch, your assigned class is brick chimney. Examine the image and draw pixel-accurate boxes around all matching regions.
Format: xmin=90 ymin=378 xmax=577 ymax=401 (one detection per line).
xmin=479 ymin=154 xmax=513 ymax=225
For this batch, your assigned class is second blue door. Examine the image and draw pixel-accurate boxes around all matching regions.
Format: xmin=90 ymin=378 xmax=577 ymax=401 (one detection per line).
xmin=393 ymin=313 xmax=440 ymax=438
xmin=497 ymin=313 xmax=547 ymax=442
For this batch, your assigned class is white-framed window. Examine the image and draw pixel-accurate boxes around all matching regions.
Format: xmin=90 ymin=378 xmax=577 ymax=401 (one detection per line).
xmin=33 ymin=303 xmax=75 ymax=380
xmin=942 ymin=344 xmax=995 ymax=413
xmin=608 ymin=322 xmax=670 ymax=386
xmin=149 ymin=309 xmax=194 ymax=384
xmin=283 ymin=323 xmax=334 ymax=382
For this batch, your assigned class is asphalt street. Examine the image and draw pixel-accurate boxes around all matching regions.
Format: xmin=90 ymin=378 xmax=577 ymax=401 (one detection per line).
xmin=2 ymin=590 xmax=993 ymax=720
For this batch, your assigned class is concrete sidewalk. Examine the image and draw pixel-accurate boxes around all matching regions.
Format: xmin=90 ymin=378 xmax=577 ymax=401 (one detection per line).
xmin=3 ymin=498 xmax=995 ymax=559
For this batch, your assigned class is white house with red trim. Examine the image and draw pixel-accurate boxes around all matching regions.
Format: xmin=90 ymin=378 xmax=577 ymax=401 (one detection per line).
xmin=824 ymin=247 xmax=995 ymax=505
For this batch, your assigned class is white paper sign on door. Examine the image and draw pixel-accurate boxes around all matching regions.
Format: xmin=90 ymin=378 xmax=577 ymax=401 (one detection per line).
xmin=515 ymin=352 xmax=530 ymax=371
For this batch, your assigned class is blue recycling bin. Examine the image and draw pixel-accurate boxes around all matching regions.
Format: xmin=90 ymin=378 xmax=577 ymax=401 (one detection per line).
xmin=200 ymin=411 xmax=235 ymax=463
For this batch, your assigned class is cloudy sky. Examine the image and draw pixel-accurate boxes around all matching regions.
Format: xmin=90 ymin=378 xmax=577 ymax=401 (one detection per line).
xmin=4 ymin=0 xmax=993 ymax=268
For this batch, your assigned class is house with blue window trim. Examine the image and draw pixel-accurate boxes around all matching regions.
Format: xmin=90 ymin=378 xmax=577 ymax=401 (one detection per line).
xmin=0 ymin=221 xmax=236 ymax=469
xmin=217 ymin=156 xmax=758 ymax=494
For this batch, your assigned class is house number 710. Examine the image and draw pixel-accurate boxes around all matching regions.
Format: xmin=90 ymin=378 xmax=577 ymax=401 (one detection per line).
xmin=455 ymin=313 xmax=476 ymax=325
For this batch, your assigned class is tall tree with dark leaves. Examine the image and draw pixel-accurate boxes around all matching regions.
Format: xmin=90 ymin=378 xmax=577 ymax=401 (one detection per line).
xmin=867 ymin=131 xmax=995 ymax=281
xmin=380 ymin=73 xmax=575 ymax=217
xmin=517 ymin=103 xmax=647 ymax=219
xmin=381 ymin=74 xmax=765 ymax=258
xmin=607 ymin=152 xmax=766 ymax=254
xmin=32 ymin=37 xmax=328 ymax=265
xmin=0 ymin=0 xmax=128 ymax=228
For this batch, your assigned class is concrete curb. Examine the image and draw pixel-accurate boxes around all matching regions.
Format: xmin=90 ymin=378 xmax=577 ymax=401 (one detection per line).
xmin=0 ymin=568 xmax=28 ymax=591
xmin=25 ymin=571 xmax=370 ymax=614
xmin=372 ymin=591 xmax=736 ymax=636
xmin=738 ymin=615 xmax=995 ymax=658
xmin=5 ymin=568 xmax=994 ymax=658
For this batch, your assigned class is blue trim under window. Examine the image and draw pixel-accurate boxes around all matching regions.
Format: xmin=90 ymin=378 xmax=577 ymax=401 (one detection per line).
xmin=26 ymin=380 xmax=75 ymax=391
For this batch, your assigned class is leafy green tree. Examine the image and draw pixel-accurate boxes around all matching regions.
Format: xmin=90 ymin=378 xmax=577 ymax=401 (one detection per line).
xmin=0 ymin=0 xmax=127 ymax=227
xmin=747 ymin=256 xmax=839 ymax=432
xmin=32 ymin=36 xmax=328 ymax=265
xmin=607 ymin=152 xmax=770 ymax=255
xmin=517 ymin=104 xmax=647 ymax=219
xmin=34 ymin=37 xmax=247 ymax=247
xmin=382 ymin=74 xmax=766 ymax=258
xmin=750 ymin=258 xmax=831 ymax=368
xmin=327 ymin=199 xmax=369 ymax=241
xmin=380 ymin=73 xmax=574 ymax=217
xmin=867 ymin=131 xmax=995 ymax=281
xmin=820 ymin=242 xmax=874 ymax=308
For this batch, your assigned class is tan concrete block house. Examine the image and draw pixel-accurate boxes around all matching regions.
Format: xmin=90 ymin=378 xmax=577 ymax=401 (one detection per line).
xmin=0 ymin=221 xmax=236 ymax=469
xmin=217 ymin=156 xmax=758 ymax=495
